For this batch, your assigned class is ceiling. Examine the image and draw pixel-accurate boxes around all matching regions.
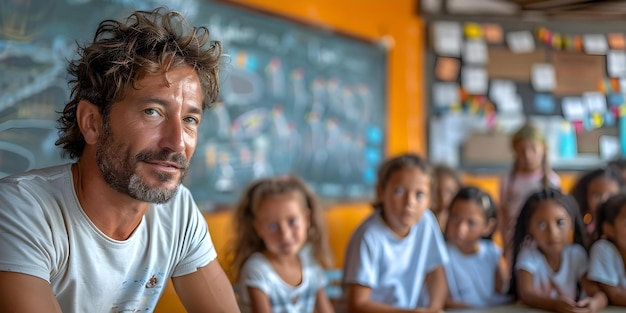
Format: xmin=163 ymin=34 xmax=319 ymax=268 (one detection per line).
xmin=422 ymin=0 xmax=626 ymax=21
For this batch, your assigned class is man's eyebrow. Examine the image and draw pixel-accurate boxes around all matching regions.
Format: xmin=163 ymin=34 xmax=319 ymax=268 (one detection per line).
xmin=138 ymin=97 xmax=203 ymax=115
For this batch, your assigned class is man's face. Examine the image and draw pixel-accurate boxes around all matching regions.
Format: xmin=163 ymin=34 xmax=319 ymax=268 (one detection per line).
xmin=97 ymin=66 xmax=203 ymax=203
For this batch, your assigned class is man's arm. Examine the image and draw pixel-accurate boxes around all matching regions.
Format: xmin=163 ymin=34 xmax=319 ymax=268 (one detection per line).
xmin=172 ymin=260 xmax=240 ymax=313
xmin=0 ymin=271 xmax=63 ymax=313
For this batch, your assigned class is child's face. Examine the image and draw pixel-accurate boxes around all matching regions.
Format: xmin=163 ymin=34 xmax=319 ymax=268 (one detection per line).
xmin=587 ymin=177 xmax=620 ymax=216
xmin=433 ymin=174 xmax=460 ymax=213
xmin=253 ymin=193 xmax=310 ymax=259
xmin=513 ymin=139 xmax=545 ymax=172
xmin=446 ymin=199 xmax=491 ymax=254
xmin=603 ymin=205 xmax=626 ymax=252
xmin=378 ymin=167 xmax=430 ymax=238
xmin=528 ymin=200 xmax=573 ymax=256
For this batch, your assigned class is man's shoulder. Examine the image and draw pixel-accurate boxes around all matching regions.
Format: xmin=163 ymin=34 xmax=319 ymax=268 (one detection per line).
xmin=0 ymin=164 xmax=71 ymax=197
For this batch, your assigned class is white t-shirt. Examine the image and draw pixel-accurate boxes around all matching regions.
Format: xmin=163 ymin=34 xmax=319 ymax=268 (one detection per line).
xmin=341 ymin=209 xmax=449 ymax=309
xmin=515 ymin=244 xmax=587 ymax=300
xmin=236 ymin=246 xmax=327 ymax=313
xmin=445 ymin=240 xmax=511 ymax=307
xmin=0 ymin=164 xmax=216 ymax=313
xmin=588 ymin=239 xmax=626 ymax=287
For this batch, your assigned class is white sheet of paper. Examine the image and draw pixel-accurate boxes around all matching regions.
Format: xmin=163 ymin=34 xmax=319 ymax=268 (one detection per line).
xmin=583 ymin=92 xmax=607 ymax=113
xmin=432 ymin=82 xmax=459 ymax=108
xmin=600 ymin=136 xmax=620 ymax=160
xmin=462 ymin=67 xmax=488 ymax=94
xmin=489 ymin=79 xmax=522 ymax=114
xmin=531 ymin=63 xmax=555 ymax=92
xmin=506 ymin=31 xmax=535 ymax=53
xmin=583 ymin=34 xmax=608 ymax=55
xmin=561 ymin=97 xmax=587 ymax=121
xmin=608 ymin=50 xmax=626 ymax=77
xmin=433 ymin=21 xmax=462 ymax=57
xmin=463 ymin=40 xmax=488 ymax=64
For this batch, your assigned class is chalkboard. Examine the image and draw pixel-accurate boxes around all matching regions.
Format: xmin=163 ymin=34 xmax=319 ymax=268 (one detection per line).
xmin=0 ymin=0 xmax=387 ymax=209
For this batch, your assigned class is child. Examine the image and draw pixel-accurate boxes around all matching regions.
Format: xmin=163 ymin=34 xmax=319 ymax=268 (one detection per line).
xmin=230 ymin=176 xmax=334 ymax=313
xmin=444 ymin=186 xmax=511 ymax=308
xmin=588 ymin=193 xmax=626 ymax=306
xmin=509 ymin=188 xmax=607 ymax=313
xmin=499 ymin=122 xmax=561 ymax=263
xmin=341 ymin=153 xmax=448 ymax=313
xmin=431 ymin=164 xmax=463 ymax=231
xmin=608 ymin=158 xmax=626 ymax=183
xmin=570 ymin=167 xmax=623 ymax=236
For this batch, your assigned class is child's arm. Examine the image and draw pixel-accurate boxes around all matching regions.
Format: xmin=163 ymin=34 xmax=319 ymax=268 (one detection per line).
xmin=578 ymin=275 xmax=608 ymax=312
xmin=314 ymin=288 xmax=335 ymax=313
xmin=420 ymin=265 xmax=447 ymax=312
xmin=346 ymin=284 xmax=435 ymax=313
xmin=247 ymin=287 xmax=272 ymax=313
xmin=517 ymin=270 xmax=583 ymax=313
xmin=495 ymin=255 xmax=510 ymax=294
xmin=595 ymin=281 xmax=626 ymax=306
xmin=444 ymin=292 xmax=468 ymax=309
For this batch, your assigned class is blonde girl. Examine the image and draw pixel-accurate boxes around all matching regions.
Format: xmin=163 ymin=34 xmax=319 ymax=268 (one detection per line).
xmin=229 ymin=176 xmax=334 ymax=313
xmin=499 ymin=122 xmax=561 ymax=262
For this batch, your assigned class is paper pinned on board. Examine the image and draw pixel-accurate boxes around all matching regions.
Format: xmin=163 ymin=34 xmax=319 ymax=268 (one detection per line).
xmin=583 ymin=34 xmax=608 ymax=55
xmin=608 ymin=50 xmax=626 ymax=78
xmin=433 ymin=21 xmax=462 ymax=57
xmin=435 ymin=57 xmax=460 ymax=81
xmin=432 ymin=82 xmax=460 ymax=109
xmin=463 ymin=40 xmax=488 ymax=65
xmin=490 ymin=79 xmax=523 ymax=114
xmin=462 ymin=67 xmax=488 ymax=94
xmin=561 ymin=97 xmax=587 ymax=121
xmin=506 ymin=31 xmax=535 ymax=53
xmin=583 ymin=92 xmax=608 ymax=114
xmin=531 ymin=63 xmax=555 ymax=92
xmin=608 ymin=33 xmax=626 ymax=50
xmin=600 ymin=136 xmax=620 ymax=160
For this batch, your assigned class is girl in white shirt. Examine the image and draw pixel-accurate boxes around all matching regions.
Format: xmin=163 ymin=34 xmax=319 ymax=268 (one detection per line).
xmin=229 ymin=176 xmax=334 ymax=313
xmin=509 ymin=188 xmax=607 ymax=313
xmin=444 ymin=186 xmax=511 ymax=308
xmin=588 ymin=193 xmax=626 ymax=306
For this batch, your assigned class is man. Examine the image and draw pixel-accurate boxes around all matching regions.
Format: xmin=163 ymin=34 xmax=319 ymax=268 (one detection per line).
xmin=0 ymin=7 xmax=240 ymax=313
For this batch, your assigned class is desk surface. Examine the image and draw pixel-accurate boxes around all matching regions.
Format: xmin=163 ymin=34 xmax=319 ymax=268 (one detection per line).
xmin=448 ymin=305 xmax=624 ymax=312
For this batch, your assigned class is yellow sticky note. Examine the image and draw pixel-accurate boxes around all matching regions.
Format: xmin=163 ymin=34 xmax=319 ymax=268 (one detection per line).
xmin=591 ymin=113 xmax=603 ymax=128
xmin=464 ymin=23 xmax=482 ymax=39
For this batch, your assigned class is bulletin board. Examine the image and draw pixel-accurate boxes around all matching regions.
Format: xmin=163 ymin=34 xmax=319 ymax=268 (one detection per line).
xmin=0 ymin=0 xmax=387 ymax=209
xmin=425 ymin=16 xmax=626 ymax=172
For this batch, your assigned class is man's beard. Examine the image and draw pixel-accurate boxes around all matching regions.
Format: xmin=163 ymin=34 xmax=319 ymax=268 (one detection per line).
xmin=96 ymin=120 xmax=189 ymax=203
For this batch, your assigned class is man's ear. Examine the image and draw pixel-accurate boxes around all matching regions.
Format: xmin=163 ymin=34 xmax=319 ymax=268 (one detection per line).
xmin=76 ymin=99 xmax=102 ymax=144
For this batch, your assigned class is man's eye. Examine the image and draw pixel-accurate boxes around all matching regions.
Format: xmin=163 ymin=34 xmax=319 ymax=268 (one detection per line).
xmin=184 ymin=116 xmax=200 ymax=125
xmin=144 ymin=108 xmax=159 ymax=116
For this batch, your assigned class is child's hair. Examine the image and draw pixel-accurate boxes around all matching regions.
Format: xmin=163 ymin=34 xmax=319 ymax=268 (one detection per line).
xmin=374 ymin=153 xmax=431 ymax=209
xmin=446 ymin=186 xmax=497 ymax=239
xmin=229 ymin=176 xmax=333 ymax=281
xmin=432 ymin=164 xmax=462 ymax=207
xmin=592 ymin=193 xmax=626 ymax=243
xmin=570 ymin=167 xmax=624 ymax=223
xmin=608 ymin=158 xmax=626 ymax=173
xmin=507 ymin=123 xmax=552 ymax=197
xmin=508 ymin=188 xmax=588 ymax=298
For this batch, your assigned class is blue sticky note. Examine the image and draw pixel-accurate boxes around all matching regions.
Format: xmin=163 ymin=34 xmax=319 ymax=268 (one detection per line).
xmin=608 ymin=93 xmax=625 ymax=107
xmin=246 ymin=56 xmax=258 ymax=71
xmin=534 ymin=94 xmax=555 ymax=114
xmin=605 ymin=111 xmax=616 ymax=126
